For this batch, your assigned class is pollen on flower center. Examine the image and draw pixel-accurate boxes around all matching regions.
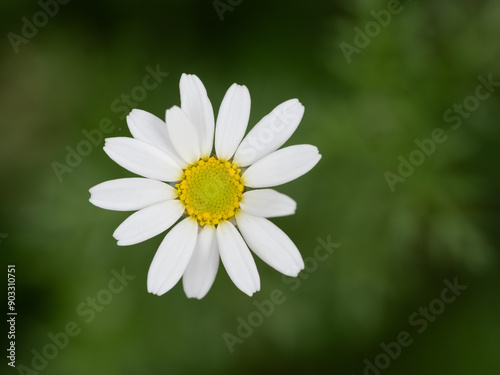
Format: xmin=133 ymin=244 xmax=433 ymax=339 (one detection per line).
xmin=176 ymin=157 xmax=244 ymax=226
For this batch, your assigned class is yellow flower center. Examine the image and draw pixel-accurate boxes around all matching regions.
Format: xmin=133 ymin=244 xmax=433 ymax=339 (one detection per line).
xmin=176 ymin=157 xmax=244 ymax=226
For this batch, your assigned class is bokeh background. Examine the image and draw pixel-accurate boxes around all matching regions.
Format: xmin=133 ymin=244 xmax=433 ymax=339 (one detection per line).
xmin=2 ymin=0 xmax=500 ymax=374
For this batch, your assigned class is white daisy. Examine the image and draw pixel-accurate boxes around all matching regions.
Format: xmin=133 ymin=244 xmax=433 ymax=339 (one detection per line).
xmin=89 ymin=74 xmax=321 ymax=299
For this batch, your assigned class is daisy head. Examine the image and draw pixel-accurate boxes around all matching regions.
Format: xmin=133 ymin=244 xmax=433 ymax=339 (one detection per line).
xmin=89 ymin=74 xmax=321 ymax=299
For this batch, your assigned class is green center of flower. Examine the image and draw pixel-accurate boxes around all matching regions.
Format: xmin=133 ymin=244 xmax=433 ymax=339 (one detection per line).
xmin=176 ymin=157 xmax=244 ymax=225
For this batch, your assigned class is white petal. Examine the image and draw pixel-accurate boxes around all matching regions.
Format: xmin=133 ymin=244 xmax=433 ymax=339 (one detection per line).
xmin=104 ymin=137 xmax=183 ymax=182
xmin=242 ymin=144 xmax=321 ymax=188
xmin=126 ymin=109 xmax=186 ymax=168
xmin=215 ymin=84 xmax=251 ymax=161
xmin=240 ymin=189 xmax=296 ymax=218
xmin=236 ymin=211 xmax=304 ymax=277
xmin=233 ymin=99 xmax=304 ymax=167
xmin=216 ymin=221 xmax=260 ymax=296
xmin=180 ymin=74 xmax=215 ymax=158
xmin=89 ymin=178 xmax=177 ymax=211
xmin=147 ymin=217 xmax=198 ymax=296
xmin=166 ymin=106 xmax=201 ymax=165
xmin=113 ymin=200 xmax=185 ymax=246
xmin=182 ymin=225 xmax=219 ymax=299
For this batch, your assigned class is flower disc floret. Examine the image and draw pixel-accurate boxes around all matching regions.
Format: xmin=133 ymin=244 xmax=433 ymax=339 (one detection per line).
xmin=177 ymin=157 xmax=243 ymax=225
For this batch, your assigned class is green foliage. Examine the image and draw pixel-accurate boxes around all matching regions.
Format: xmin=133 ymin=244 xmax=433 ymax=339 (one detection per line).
xmin=1 ymin=0 xmax=499 ymax=374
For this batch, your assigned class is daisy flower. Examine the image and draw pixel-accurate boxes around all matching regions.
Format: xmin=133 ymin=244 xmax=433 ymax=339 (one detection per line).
xmin=89 ymin=74 xmax=321 ymax=299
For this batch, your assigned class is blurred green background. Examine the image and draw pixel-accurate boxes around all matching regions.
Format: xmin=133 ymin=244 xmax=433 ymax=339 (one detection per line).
xmin=1 ymin=0 xmax=500 ymax=374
